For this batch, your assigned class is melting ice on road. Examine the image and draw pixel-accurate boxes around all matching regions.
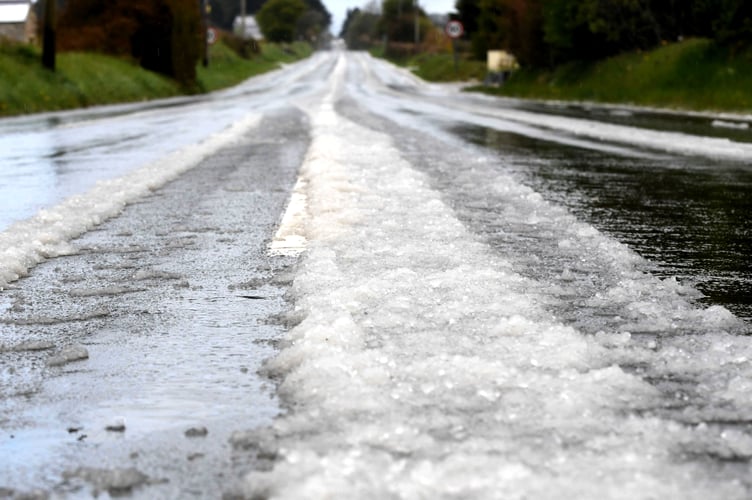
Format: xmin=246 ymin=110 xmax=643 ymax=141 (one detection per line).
xmin=242 ymin=55 xmax=752 ymax=499
xmin=0 ymin=115 xmax=261 ymax=289
xmin=1 ymin=50 xmax=750 ymax=499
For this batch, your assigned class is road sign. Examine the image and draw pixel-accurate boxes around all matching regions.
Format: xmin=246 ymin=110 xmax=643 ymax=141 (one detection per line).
xmin=445 ymin=20 xmax=464 ymax=39
xmin=207 ymin=27 xmax=217 ymax=45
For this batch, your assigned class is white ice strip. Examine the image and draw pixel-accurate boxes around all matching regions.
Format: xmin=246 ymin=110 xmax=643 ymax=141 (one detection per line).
xmin=711 ymin=119 xmax=750 ymax=130
xmin=242 ymin=58 xmax=751 ymax=499
xmin=476 ymin=105 xmax=752 ymax=160
xmin=269 ymin=177 xmax=308 ymax=256
xmin=345 ymin=57 xmax=654 ymax=159
xmin=0 ymin=114 xmax=262 ymax=289
xmin=349 ymin=52 xmax=752 ymax=162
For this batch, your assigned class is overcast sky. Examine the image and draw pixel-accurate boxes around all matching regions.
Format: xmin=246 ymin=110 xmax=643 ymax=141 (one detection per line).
xmin=325 ymin=0 xmax=458 ymax=36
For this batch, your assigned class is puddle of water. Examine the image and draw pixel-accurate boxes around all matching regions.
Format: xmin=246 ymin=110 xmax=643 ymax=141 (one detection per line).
xmin=0 ymin=286 xmax=286 ymax=491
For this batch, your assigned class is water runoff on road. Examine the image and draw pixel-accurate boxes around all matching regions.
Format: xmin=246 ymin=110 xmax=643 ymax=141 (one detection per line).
xmin=235 ymin=53 xmax=752 ymax=499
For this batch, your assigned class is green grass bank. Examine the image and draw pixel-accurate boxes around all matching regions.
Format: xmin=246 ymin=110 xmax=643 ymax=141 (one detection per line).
xmin=381 ymin=38 xmax=752 ymax=113
xmin=0 ymin=40 xmax=311 ymax=117
xmin=474 ymin=39 xmax=752 ymax=113
xmin=373 ymin=46 xmax=487 ymax=83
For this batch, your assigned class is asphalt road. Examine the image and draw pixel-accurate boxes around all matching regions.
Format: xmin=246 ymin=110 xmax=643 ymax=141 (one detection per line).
xmin=1 ymin=50 xmax=751 ymax=499
xmin=1 ymin=107 xmax=307 ymax=497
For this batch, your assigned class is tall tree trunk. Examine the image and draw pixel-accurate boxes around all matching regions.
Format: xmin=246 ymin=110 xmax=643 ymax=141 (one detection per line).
xmin=42 ymin=0 xmax=56 ymax=70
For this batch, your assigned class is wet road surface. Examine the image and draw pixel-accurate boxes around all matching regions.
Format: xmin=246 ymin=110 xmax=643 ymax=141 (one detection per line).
xmin=1 ymin=51 xmax=751 ymax=498
xmin=1 ymin=109 xmax=308 ymax=497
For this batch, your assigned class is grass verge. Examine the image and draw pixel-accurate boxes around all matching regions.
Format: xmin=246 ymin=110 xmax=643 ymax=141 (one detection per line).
xmin=196 ymin=41 xmax=311 ymax=92
xmin=0 ymin=40 xmax=312 ymax=117
xmin=373 ymin=46 xmax=487 ymax=83
xmin=474 ymin=38 xmax=752 ymax=113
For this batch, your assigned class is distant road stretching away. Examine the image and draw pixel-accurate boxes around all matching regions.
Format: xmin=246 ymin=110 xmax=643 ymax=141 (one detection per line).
xmin=1 ymin=50 xmax=750 ymax=499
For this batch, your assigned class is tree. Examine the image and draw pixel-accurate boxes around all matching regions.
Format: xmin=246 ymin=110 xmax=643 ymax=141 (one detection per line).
xmin=256 ymin=0 xmax=307 ymax=42
xmin=471 ymin=0 xmax=507 ymax=59
xmin=450 ymin=0 xmax=752 ymax=68
xmin=210 ymin=0 xmax=330 ymax=32
xmin=341 ymin=7 xmax=359 ymax=38
xmin=343 ymin=8 xmax=380 ymax=49
xmin=164 ymin=0 xmax=202 ymax=83
xmin=301 ymin=0 xmax=332 ymax=29
xmin=648 ymin=0 xmax=711 ymax=42
xmin=459 ymin=0 xmax=545 ymax=65
xmin=455 ymin=0 xmax=480 ymax=37
xmin=541 ymin=0 xmax=611 ymax=62
xmin=713 ymin=0 xmax=752 ymax=47
xmin=540 ymin=0 xmax=752 ymax=64
xmin=58 ymin=0 xmax=202 ymax=84
xmin=42 ymin=0 xmax=56 ymax=70
xmin=577 ymin=0 xmax=663 ymax=50
xmin=508 ymin=0 xmax=546 ymax=66
xmin=296 ymin=8 xmax=326 ymax=42
xmin=207 ymin=0 xmax=233 ymax=30
xmin=380 ymin=0 xmax=425 ymax=44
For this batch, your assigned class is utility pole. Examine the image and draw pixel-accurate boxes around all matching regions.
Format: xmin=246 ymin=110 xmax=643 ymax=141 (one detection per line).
xmin=202 ymin=0 xmax=209 ymax=67
xmin=42 ymin=0 xmax=56 ymax=71
xmin=240 ymin=0 xmax=246 ymax=39
xmin=413 ymin=0 xmax=419 ymax=47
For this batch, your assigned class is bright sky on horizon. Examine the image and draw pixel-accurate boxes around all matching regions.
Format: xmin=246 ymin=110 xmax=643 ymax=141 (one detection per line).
xmin=325 ymin=0 xmax=458 ymax=36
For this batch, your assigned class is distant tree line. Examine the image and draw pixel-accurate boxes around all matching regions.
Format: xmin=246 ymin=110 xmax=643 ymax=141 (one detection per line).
xmin=341 ymin=0 xmax=435 ymax=53
xmin=455 ymin=0 xmax=752 ymax=66
xmin=342 ymin=0 xmax=751 ymax=65
xmin=50 ymin=0 xmax=331 ymax=83
xmin=208 ymin=0 xmax=331 ymax=42
xmin=57 ymin=0 xmax=202 ymax=84
xmin=340 ymin=3 xmax=380 ymax=50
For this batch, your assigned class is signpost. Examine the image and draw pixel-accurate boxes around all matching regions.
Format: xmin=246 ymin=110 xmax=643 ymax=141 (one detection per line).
xmin=444 ymin=20 xmax=464 ymax=39
xmin=444 ymin=20 xmax=464 ymax=75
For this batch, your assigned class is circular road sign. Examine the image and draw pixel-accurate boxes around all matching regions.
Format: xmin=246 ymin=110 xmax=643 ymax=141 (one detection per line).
xmin=207 ymin=27 xmax=217 ymax=45
xmin=445 ymin=20 xmax=464 ymax=39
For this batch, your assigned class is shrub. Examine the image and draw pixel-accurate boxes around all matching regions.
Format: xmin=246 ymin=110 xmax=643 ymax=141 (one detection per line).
xmin=220 ymin=32 xmax=261 ymax=59
xmin=58 ymin=0 xmax=201 ymax=85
